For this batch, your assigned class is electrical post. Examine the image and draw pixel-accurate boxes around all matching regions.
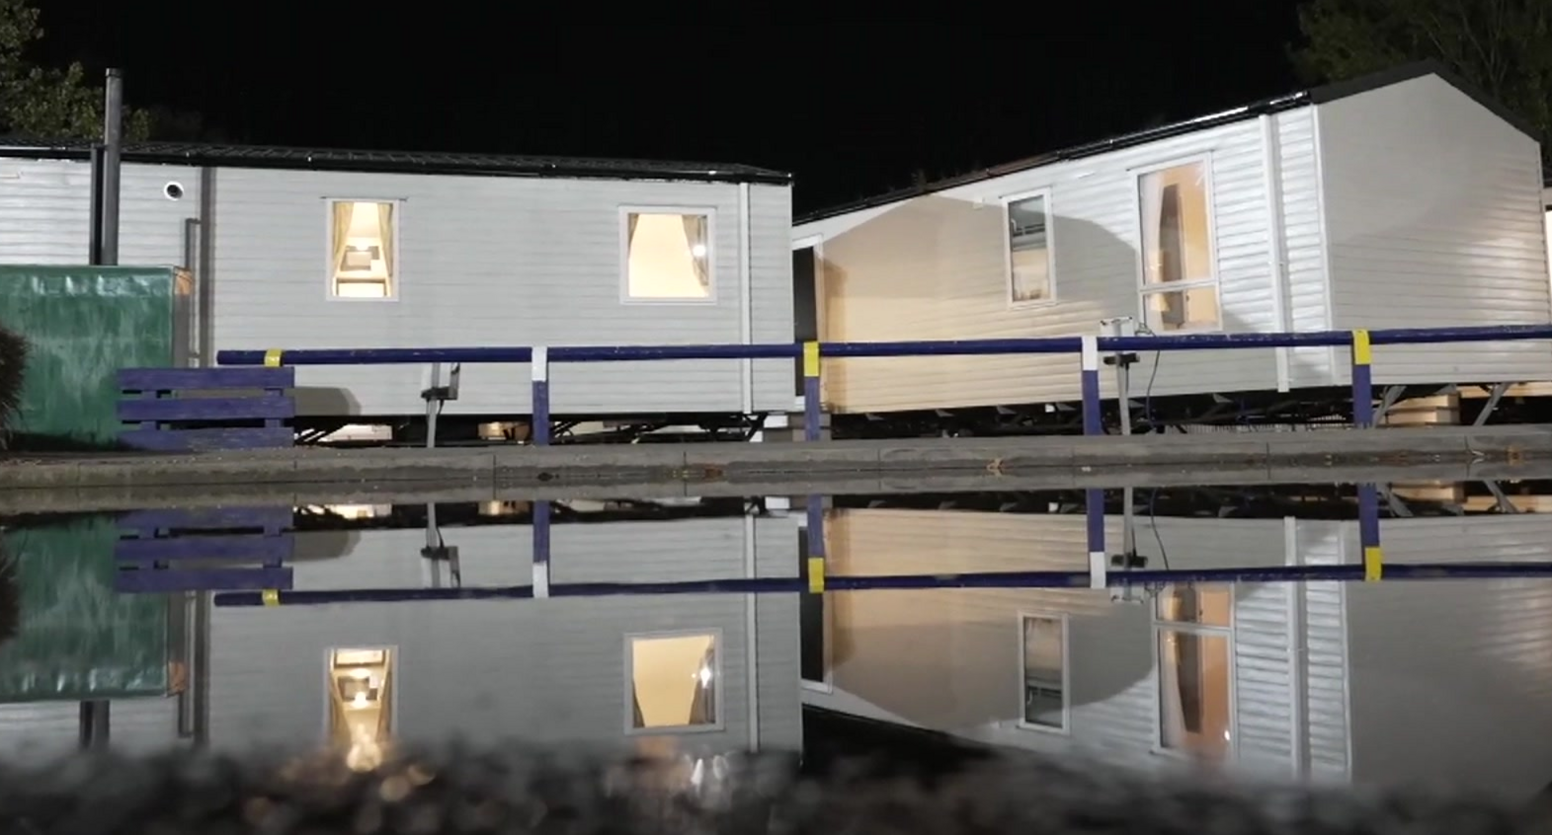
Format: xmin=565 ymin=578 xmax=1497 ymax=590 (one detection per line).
xmin=80 ymin=68 xmax=126 ymax=753
xmin=1102 ymin=318 xmax=1142 ymax=573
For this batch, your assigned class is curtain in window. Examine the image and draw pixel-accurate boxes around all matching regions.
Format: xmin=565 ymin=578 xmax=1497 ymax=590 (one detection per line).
xmin=682 ymin=215 xmax=709 ymax=288
xmin=331 ymin=202 xmax=354 ymax=275
xmin=1158 ymin=630 xmax=1187 ymax=748
xmin=685 ymin=644 xmax=716 ymax=725
xmin=628 ymin=214 xmax=639 ymax=246
xmin=377 ymin=203 xmax=394 ymax=283
xmin=632 ymin=692 xmax=645 ymax=729
xmin=1140 ymin=179 xmax=1164 ymax=284
xmin=1160 ymin=184 xmax=1186 ymax=326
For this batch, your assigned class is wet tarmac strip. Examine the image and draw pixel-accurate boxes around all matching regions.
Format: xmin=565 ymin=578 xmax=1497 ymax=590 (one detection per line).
xmin=0 ymin=425 xmax=1549 ymax=514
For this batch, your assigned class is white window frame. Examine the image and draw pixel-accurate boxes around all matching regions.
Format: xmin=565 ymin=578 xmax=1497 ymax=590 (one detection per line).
xmin=622 ymin=628 xmax=726 ymax=735
xmin=1002 ymin=187 xmax=1057 ymax=308
xmin=325 ymin=197 xmax=402 ymax=303
xmin=320 ymin=645 xmax=399 ymax=745
xmin=1131 ymin=155 xmax=1221 ymax=333
xmin=1016 ymin=611 xmax=1070 ymax=734
xmin=1149 ymin=584 xmax=1237 ymax=760
xmin=619 ymin=205 xmax=719 ymax=305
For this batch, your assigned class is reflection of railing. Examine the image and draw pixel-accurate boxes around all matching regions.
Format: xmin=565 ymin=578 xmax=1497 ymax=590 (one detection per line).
xmin=208 ymin=560 xmax=1552 ymax=607
xmin=109 ymin=479 xmax=1429 ymax=604
xmin=215 ymin=323 xmax=1552 ymax=444
xmin=115 ymin=507 xmax=295 ymax=593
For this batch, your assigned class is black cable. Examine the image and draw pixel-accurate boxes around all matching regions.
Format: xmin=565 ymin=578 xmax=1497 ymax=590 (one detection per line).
xmin=1147 ymin=487 xmax=1170 ymax=570
xmin=1135 ymin=323 xmax=1163 ymax=431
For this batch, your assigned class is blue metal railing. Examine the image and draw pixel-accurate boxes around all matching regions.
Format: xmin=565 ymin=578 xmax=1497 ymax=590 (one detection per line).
xmin=208 ymin=561 xmax=1552 ymax=607
xmin=215 ymin=323 xmax=1552 ymax=443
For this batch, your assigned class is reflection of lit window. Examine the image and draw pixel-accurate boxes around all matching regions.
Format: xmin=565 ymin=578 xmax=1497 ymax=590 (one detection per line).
xmin=315 ymin=504 xmax=391 ymax=521
xmin=1154 ymin=583 xmax=1232 ymax=761
xmin=623 ymin=210 xmax=713 ymax=301
xmin=329 ymin=200 xmax=398 ymax=299
xmin=627 ymin=632 xmax=719 ymax=732
xmin=1006 ymin=193 xmax=1053 ymax=303
xmin=1019 ymin=614 xmax=1066 ymax=731
xmin=1156 ymin=584 xmax=1232 ymax=628
xmin=327 ymin=647 xmax=395 ymax=771
xmin=1138 ymin=161 xmax=1218 ymax=332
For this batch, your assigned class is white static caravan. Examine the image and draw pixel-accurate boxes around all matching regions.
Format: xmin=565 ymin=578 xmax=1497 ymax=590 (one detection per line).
xmin=805 ymin=507 xmax=1552 ymax=800
xmin=0 ymin=142 xmax=795 ymax=428
xmin=792 ymin=63 xmax=1551 ymax=420
xmin=0 ymin=512 xmax=803 ymax=760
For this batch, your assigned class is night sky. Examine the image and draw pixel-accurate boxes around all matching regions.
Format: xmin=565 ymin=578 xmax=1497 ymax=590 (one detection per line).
xmin=34 ymin=3 xmax=1311 ymax=216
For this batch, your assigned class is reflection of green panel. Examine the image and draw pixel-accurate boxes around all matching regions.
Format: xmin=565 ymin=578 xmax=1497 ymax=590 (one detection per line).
xmin=0 ymin=515 xmax=169 ymax=701
xmin=0 ymin=265 xmax=192 ymax=447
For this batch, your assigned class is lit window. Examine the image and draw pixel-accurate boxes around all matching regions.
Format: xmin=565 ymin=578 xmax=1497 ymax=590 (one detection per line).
xmin=329 ymin=200 xmax=397 ymax=299
xmin=1154 ymin=583 xmax=1232 ymax=761
xmin=1007 ymin=194 xmax=1052 ymax=303
xmin=1020 ymin=614 xmax=1066 ymax=731
xmin=326 ymin=647 xmax=395 ymax=772
xmin=628 ymin=632 xmax=718 ymax=731
xmin=1138 ymin=162 xmax=1218 ymax=331
xmin=624 ymin=211 xmax=712 ymax=301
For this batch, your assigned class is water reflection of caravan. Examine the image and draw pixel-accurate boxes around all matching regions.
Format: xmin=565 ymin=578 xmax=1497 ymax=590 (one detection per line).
xmin=805 ymin=506 xmax=1552 ymax=799
xmin=206 ymin=514 xmax=802 ymax=758
xmin=0 ymin=510 xmax=802 ymax=761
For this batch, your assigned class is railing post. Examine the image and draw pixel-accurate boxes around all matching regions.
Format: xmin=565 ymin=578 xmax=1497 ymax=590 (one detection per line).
xmin=1350 ymin=329 xmax=1374 ymax=428
xmin=532 ymin=500 xmax=551 ymax=598
xmin=531 ymin=346 xmax=550 ymax=446
xmin=1081 ymin=335 xmax=1102 ymax=436
xmin=802 ymin=341 xmax=822 ymax=442
xmin=1086 ymin=488 xmax=1106 ymax=589
xmin=805 ymin=494 xmax=826 ymax=594
xmin=1357 ymin=482 xmax=1382 ymax=582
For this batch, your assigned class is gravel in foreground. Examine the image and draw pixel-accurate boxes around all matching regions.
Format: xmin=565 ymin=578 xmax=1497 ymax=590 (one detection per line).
xmin=0 ymin=743 xmax=1547 ymax=835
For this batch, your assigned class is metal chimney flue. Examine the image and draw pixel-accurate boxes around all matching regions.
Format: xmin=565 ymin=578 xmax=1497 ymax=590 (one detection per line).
xmin=100 ymin=68 xmax=124 ymax=266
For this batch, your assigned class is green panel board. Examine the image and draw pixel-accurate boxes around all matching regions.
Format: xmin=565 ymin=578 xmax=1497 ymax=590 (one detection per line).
xmin=0 ymin=265 xmax=190 ymax=448
xmin=0 ymin=515 xmax=170 ymax=701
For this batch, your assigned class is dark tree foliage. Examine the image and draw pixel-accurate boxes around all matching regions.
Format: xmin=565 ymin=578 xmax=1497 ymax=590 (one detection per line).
xmin=0 ymin=0 xmax=214 ymax=141
xmin=1291 ymin=0 xmax=1552 ymax=163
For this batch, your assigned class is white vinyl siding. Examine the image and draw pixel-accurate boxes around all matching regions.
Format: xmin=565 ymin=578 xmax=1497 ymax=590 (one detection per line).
xmin=0 ymin=159 xmax=792 ymax=418
xmin=794 ymin=73 xmax=1551 ymax=415
xmin=800 ymin=118 xmax=1291 ymax=414
xmin=1317 ymin=74 xmax=1551 ymax=386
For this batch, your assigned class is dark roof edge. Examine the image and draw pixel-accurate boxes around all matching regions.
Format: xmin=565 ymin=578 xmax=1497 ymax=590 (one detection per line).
xmin=795 ymin=61 xmax=1534 ymax=225
xmin=0 ymin=140 xmax=793 ymax=186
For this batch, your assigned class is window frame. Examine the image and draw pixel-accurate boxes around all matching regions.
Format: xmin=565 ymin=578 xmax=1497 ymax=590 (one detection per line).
xmin=325 ymin=197 xmax=402 ymax=303
xmin=622 ymin=628 xmax=726 ymax=736
xmin=1002 ymin=187 xmax=1058 ymax=309
xmin=320 ymin=645 xmax=399 ymax=756
xmin=1131 ymin=155 xmax=1222 ymax=333
xmin=1016 ymin=611 xmax=1071 ymax=735
xmin=618 ymin=205 xmax=719 ymax=305
xmin=1149 ymin=583 xmax=1237 ymax=760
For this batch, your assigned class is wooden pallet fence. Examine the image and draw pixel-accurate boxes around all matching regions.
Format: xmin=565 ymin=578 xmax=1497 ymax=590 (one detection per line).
xmin=118 ymin=367 xmax=295 ymax=451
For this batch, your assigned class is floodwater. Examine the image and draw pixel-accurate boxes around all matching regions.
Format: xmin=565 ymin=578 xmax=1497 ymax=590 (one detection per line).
xmin=3 ymin=476 xmax=1552 ymax=801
